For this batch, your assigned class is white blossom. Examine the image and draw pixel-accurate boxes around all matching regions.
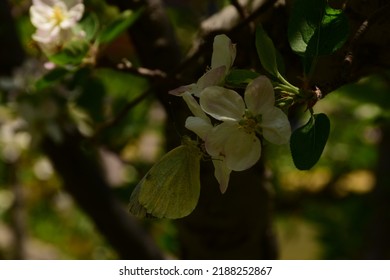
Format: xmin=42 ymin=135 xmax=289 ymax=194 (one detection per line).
xmin=169 ymin=34 xmax=236 ymax=97
xmin=30 ymin=0 xmax=84 ymax=52
xmin=200 ymin=75 xmax=291 ymax=172
xmin=171 ymin=34 xmax=291 ymax=194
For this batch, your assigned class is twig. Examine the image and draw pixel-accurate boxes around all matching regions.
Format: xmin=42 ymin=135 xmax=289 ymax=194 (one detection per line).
xmin=117 ymin=58 xmax=167 ymax=79
xmin=229 ymin=0 xmax=276 ymax=34
xmin=344 ymin=2 xmax=390 ymax=66
xmin=230 ymin=0 xmax=247 ymax=19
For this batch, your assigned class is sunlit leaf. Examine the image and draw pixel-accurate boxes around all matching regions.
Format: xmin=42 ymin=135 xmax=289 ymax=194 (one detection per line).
xmin=288 ymin=0 xmax=349 ymax=57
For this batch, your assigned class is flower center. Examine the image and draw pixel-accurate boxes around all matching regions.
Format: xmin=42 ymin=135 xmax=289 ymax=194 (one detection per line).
xmin=51 ymin=5 xmax=66 ymax=26
xmin=239 ymin=116 xmax=258 ymax=134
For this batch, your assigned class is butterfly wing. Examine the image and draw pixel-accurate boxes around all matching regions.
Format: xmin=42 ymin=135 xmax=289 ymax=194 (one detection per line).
xmin=128 ymin=178 xmax=148 ymax=218
xmin=129 ymin=141 xmax=201 ymax=219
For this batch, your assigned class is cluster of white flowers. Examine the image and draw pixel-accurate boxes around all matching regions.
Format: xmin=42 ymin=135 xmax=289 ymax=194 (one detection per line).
xmin=171 ymin=35 xmax=291 ymax=193
xmin=30 ymin=0 xmax=85 ymax=53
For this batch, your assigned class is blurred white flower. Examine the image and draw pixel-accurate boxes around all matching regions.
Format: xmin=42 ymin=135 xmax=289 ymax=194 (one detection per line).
xmin=200 ymin=76 xmax=291 ymax=172
xmin=0 ymin=118 xmax=31 ymax=163
xmin=30 ymin=0 xmax=84 ymax=52
xmin=169 ymin=34 xmax=236 ymax=97
xmin=33 ymin=157 xmax=54 ymax=180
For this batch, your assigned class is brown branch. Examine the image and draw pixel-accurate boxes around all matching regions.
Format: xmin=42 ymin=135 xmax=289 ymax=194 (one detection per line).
xmin=230 ymin=0 xmax=247 ymax=19
xmin=343 ymin=2 xmax=390 ymax=73
xmin=116 ymin=59 xmax=168 ymax=79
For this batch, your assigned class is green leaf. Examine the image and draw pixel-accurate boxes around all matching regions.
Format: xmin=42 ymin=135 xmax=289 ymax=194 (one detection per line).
xmin=306 ymin=6 xmax=349 ymax=56
xmin=97 ymin=9 xmax=143 ymax=44
xmin=288 ymin=0 xmax=349 ymax=56
xmin=78 ymin=12 xmax=99 ymax=41
xmin=255 ymin=25 xmax=279 ymax=77
xmin=49 ymin=40 xmax=89 ymax=66
xmin=35 ymin=68 xmax=69 ymax=91
xmin=290 ymin=113 xmax=330 ymax=170
xmin=225 ymin=69 xmax=260 ymax=88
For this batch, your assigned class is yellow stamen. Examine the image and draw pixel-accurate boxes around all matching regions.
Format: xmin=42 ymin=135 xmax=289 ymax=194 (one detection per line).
xmin=51 ymin=5 xmax=66 ymax=26
xmin=239 ymin=118 xmax=257 ymax=134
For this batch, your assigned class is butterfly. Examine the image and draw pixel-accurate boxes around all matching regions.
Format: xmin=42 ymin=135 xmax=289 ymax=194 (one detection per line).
xmin=129 ymin=137 xmax=202 ymax=219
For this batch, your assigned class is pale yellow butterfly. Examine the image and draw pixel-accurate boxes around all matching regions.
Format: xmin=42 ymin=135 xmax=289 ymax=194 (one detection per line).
xmin=129 ymin=137 xmax=202 ymax=219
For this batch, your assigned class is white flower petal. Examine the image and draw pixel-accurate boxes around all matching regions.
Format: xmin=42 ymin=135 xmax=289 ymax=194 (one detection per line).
xmin=244 ymin=75 xmax=275 ymax=115
xmin=182 ymin=92 xmax=210 ymax=123
xmin=261 ymin=107 xmax=291 ymax=144
xmin=195 ymin=66 xmax=226 ymax=97
xmin=211 ymin=34 xmax=236 ymax=73
xmin=185 ymin=116 xmax=212 ymax=140
xmin=224 ymin=128 xmax=261 ymax=171
xmin=30 ymin=5 xmax=54 ymax=29
xmin=212 ymin=157 xmax=232 ymax=194
xmin=200 ymin=86 xmax=245 ymax=121
xmin=168 ymin=84 xmax=194 ymax=96
xmin=205 ymin=121 xmax=238 ymax=157
xmin=32 ymin=28 xmax=54 ymax=43
xmin=62 ymin=3 xmax=84 ymax=27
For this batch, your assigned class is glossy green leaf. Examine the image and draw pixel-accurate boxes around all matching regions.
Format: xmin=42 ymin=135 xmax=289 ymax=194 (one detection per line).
xmin=288 ymin=0 xmax=349 ymax=56
xmin=306 ymin=6 xmax=349 ymax=56
xmin=288 ymin=0 xmax=326 ymax=55
xmin=290 ymin=113 xmax=330 ymax=170
xmin=225 ymin=69 xmax=260 ymax=88
xmin=255 ymin=25 xmax=279 ymax=77
xmin=97 ymin=9 xmax=143 ymax=44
